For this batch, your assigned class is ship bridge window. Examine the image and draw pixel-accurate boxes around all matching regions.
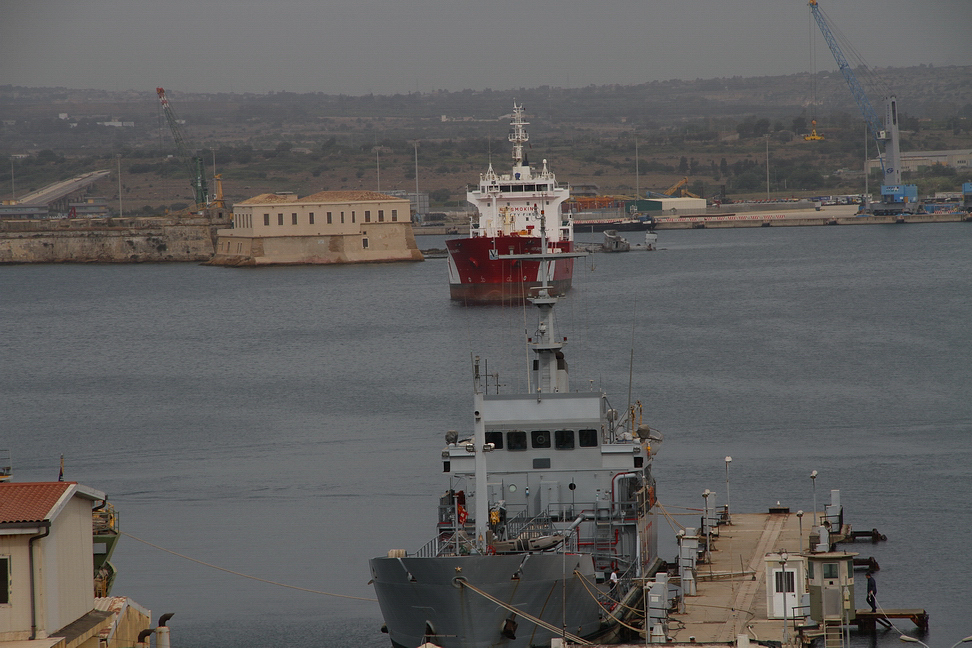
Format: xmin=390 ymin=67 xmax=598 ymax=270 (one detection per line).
xmin=579 ymin=429 xmax=598 ymax=447
xmin=531 ymin=430 xmax=551 ymax=448
xmin=500 ymin=186 xmax=512 ymax=192
xmin=485 ymin=431 xmax=504 ymax=449
xmin=507 ymin=431 xmax=527 ymax=450
xmin=555 ymin=429 xmax=574 ymax=449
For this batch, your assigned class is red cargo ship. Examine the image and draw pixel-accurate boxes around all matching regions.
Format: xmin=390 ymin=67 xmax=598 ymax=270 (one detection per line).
xmin=446 ymin=104 xmax=574 ymax=303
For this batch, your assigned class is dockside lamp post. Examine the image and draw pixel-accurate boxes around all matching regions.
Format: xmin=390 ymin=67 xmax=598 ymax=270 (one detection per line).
xmin=702 ymin=489 xmax=712 ymax=563
xmin=796 ymin=510 xmax=804 ymax=553
xmin=780 ymin=550 xmax=790 ymax=646
xmin=725 ymin=456 xmax=732 ymax=524
xmin=810 ymin=470 xmax=818 ymax=527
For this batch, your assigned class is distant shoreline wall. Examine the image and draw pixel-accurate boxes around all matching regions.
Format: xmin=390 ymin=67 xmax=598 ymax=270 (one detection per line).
xmin=0 ymin=216 xmax=224 ymax=264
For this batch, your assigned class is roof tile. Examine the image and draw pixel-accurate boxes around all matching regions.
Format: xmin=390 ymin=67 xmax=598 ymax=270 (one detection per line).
xmin=0 ymin=482 xmax=75 ymax=523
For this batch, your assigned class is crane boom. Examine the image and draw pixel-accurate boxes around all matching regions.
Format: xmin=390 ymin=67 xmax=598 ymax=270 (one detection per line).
xmin=156 ymin=87 xmax=209 ymax=208
xmin=808 ymin=1 xmax=882 ymax=142
xmin=807 ymin=0 xmax=915 ymax=212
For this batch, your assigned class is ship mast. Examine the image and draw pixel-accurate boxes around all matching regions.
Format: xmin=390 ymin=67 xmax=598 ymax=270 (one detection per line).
xmin=471 ymin=218 xmax=587 ymax=552
xmin=509 ymin=103 xmax=529 ymax=171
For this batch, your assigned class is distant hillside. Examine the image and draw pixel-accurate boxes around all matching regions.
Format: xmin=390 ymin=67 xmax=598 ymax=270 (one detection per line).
xmin=2 ymin=64 xmax=971 ymax=131
xmin=2 ymin=65 xmax=970 ymax=209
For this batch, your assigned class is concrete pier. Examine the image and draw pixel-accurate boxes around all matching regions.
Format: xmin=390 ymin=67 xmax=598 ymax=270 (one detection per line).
xmin=587 ymin=507 xmax=927 ymax=648
xmin=652 ymin=205 xmax=970 ymax=229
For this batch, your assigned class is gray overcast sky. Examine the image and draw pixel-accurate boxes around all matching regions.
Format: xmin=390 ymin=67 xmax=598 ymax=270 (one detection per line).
xmin=1 ymin=0 xmax=970 ymax=96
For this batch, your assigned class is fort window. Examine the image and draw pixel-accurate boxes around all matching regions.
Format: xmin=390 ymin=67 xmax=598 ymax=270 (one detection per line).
xmin=352 ymin=211 xmax=356 ymax=223
xmin=278 ymin=213 xmax=284 ymax=225
xmin=309 ymin=212 xmax=315 ymax=225
xmin=391 ymin=209 xmax=398 ymax=222
xmin=341 ymin=212 xmax=345 ymax=224
xmin=292 ymin=213 xmax=298 ymax=225
xmin=264 ymin=214 xmax=270 ymax=226
xmin=507 ymin=431 xmax=527 ymax=451
xmin=362 ymin=238 xmax=369 ymax=249
xmin=327 ymin=212 xmax=332 ymax=224
xmin=378 ymin=210 xmax=384 ymax=222
xmin=365 ymin=211 xmax=371 ymax=223
xmin=579 ymin=429 xmax=598 ymax=447
xmin=0 ymin=556 xmax=8 ymax=604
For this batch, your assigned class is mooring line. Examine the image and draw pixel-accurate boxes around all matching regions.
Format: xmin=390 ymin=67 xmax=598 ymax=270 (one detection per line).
xmin=456 ymin=577 xmax=592 ymax=645
xmin=121 ymin=531 xmax=377 ymax=602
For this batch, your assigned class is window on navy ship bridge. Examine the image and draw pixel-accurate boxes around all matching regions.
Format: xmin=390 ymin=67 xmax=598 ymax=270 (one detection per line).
xmin=507 ymin=431 xmax=527 ymax=450
xmin=485 ymin=431 xmax=504 ymax=449
xmin=555 ymin=430 xmax=574 ymax=449
xmin=579 ymin=429 xmax=598 ymax=447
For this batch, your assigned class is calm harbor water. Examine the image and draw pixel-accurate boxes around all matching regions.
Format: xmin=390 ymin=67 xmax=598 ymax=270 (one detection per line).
xmin=2 ymin=223 xmax=970 ymax=647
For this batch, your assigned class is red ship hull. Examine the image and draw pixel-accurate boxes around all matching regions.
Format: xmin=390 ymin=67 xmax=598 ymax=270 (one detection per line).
xmin=446 ymin=235 xmax=575 ymax=304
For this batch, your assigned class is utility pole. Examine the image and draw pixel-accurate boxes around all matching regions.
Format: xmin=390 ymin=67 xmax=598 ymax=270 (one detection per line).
xmin=116 ymin=154 xmax=123 ymax=217
xmin=765 ymin=135 xmax=770 ymax=200
xmin=414 ymin=141 xmax=420 ymax=219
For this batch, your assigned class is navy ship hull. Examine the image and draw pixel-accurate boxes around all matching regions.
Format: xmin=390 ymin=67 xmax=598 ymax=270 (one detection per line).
xmin=370 ymin=552 xmax=601 ymax=648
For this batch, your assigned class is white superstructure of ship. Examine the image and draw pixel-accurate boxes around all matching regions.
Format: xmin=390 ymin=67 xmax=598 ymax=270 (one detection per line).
xmin=446 ymin=104 xmax=575 ymax=303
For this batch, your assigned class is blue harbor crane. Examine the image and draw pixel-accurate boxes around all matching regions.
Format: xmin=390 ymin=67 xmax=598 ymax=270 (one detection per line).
xmin=807 ymin=0 xmax=920 ymax=215
xmin=156 ymin=87 xmax=210 ymax=210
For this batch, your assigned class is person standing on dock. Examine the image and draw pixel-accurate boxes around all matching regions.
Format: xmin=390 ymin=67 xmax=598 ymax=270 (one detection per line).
xmin=866 ymin=571 xmax=877 ymax=612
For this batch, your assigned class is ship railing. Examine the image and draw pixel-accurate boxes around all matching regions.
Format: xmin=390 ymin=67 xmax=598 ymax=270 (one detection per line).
xmin=414 ymin=531 xmax=477 ymax=558
xmin=506 ymin=510 xmax=556 ymax=540
xmin=92 ymin=503 xmax=119 ymax=534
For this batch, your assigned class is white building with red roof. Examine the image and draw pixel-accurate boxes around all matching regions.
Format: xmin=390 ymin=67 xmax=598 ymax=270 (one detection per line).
xmin=0 ymin=481 xmax=151 ymax=648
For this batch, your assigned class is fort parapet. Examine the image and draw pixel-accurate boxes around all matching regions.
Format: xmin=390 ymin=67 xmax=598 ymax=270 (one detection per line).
xmin=0 ymin=215 xmax=225 ymax=263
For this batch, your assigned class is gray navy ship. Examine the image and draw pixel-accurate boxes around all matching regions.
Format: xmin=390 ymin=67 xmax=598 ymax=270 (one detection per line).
xmin=369 ymin=244 xmax=662 ymax=648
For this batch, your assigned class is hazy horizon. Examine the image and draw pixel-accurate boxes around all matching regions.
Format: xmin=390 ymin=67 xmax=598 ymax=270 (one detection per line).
xmin=2 ymin=0 xmax=971 ymax=97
